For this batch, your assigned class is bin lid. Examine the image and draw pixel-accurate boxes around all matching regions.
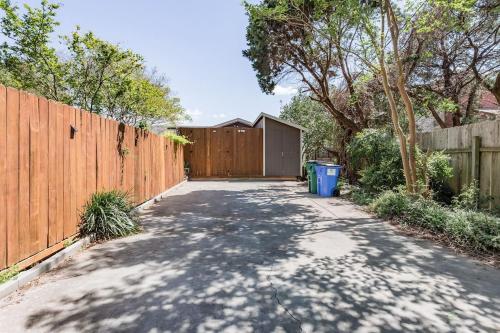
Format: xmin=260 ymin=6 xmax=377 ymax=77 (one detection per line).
xmin=317 ymin=163 xmax=341 ymax=167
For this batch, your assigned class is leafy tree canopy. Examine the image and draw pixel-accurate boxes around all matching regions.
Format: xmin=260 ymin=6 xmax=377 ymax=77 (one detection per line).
xmin=0 ymin=0 xmax=187 ymax=127
xmin=280 ymin=94 xmax=341 ymax=159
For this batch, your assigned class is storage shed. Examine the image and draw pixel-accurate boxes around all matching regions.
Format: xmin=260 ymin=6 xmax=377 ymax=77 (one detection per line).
xmin=179 ymin=113 xmax=305 ymax=178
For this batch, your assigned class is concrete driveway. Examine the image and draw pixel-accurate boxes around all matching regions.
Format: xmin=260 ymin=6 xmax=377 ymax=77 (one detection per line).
xmin=0 ymin=181 xmax=499 ymax=333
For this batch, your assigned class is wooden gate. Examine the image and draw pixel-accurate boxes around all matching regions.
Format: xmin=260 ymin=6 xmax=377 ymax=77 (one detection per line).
xmin=180 ymin=127 xmax=263 ymax=177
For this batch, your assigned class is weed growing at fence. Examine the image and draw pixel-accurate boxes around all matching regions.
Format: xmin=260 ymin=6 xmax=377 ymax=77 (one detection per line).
xmin=0 ymin=265 xmax=20 ymax=285
xmin=80 ymin=191 xmax=139 ymax=241
xmin=164 ymin=132 xmax=192 ymax=145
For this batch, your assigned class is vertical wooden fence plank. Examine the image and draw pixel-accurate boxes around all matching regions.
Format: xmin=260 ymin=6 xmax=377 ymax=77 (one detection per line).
xmin=47 ymin=101 xmax=57 ymax=246
xmin=18 ymin=91 xmax=30 ymax=259
xmin=62 ymin=105 xmax=71 ymax=238
xmin=29 ymin=94 xmax=40 ymax=254
xmin=6 ymin=87 xmax=20 ymax=266
xmin=0 ymin=86 xmax=6 ymax=269
xmin=69 ymin=107 xmax=77 ymax=236
xmin=55 ymin=103 xmax=64 ymax=242
xmin=95 ymin=115 xmax=102 ymax=191
xmin=86 ymin=112 xmax=96 ymax=199
xmin=38 ymin=97 xmax=49 ymax=251
xmin=73 ymin=109 xmax=82 ymax=230
xmin=471 ymin=136 xmax=481 ymax=183
xmin=80 ymin=110 xmax=88 ymax=210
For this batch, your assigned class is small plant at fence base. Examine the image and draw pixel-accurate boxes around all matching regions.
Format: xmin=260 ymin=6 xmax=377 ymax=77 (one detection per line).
xmin=0 ymin=265 xmax=20 ymax=285
xmin=80 ymin=191 xmax=139 ymax=241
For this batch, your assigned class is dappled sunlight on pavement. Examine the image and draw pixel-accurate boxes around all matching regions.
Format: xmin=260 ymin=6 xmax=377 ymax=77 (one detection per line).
xmin=0 ymin=181 xmax=498 ymax=332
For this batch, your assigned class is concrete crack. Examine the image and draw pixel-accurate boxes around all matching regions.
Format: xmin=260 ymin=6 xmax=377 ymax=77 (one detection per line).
xmin=266 ymin=265 xmax=303 ymax=333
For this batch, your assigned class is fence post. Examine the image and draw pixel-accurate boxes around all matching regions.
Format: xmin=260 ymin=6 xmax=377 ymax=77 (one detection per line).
xmin=471 ymin=136 xmax=481 ymax=184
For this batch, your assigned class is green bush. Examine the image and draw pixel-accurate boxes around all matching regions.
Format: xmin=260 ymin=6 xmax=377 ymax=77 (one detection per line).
xmin=371 ymin=190 xmax=411 ymax=218
xmin=80 ymin=191 xmax=139 ymax=241
xmin=425 ymin=151 xmax=453 ymax=184
xmin=370 ymin=190 xmax=500 ymax=252
xmin=452 ymin=180 xmax=482 ymax=210
xmin=348 ymin=129 xmax=454 ymax=199
xmin=422 ymin=151 xmax=454 ymax=203
xmin=446 ymin=210 xmax=500 ymax=252
xmin=347 ymin=129 xmax=404 ymax=192
xmin=350 ymin=188 xmax=375 ymax=206
xmin=401 ymin=198 xmax=448 ymax=232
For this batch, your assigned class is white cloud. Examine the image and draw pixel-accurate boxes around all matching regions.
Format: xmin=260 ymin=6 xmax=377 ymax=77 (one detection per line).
xmin=273 ymin=85 xmax=298 ymax=96
xmin=186 ymin=108 xmax=203 ymax=118
xmin=211 ymin=113 xmax=227 ymax=119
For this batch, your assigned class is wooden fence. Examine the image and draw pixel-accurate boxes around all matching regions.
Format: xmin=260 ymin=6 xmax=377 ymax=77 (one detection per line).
xmin=417 ymin=120 xmax=500 ymax=208
xmin=0 ymin=85 xmax=184 ymax=271
xmin=180 ymin=127 xmax=263 ymax=177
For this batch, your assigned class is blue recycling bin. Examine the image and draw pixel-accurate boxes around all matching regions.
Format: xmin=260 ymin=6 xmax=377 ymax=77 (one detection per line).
xmin=315 ymin=164 xmax=342 ymax=197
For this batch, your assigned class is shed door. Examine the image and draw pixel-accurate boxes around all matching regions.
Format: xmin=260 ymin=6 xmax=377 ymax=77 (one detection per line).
xmin=281 ymin=125 xmax=300 ymax=176
xmin=265 ymin=119 xmax=300 ymax=177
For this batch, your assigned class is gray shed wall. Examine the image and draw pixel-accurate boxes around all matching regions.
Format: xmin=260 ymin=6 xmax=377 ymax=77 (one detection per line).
xmin=264 ymin=118 xmax=301 ymax=177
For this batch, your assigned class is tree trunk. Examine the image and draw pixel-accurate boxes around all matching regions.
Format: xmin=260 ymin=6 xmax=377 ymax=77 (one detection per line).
xmin=379 ymin=64 xmax=413 ymax=192
xmin=385 ymin=0 xmax=418 ymax=192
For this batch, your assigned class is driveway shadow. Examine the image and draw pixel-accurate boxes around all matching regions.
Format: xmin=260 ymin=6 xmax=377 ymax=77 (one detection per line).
xmin=10 ymin=182 xmax=499 ymax=332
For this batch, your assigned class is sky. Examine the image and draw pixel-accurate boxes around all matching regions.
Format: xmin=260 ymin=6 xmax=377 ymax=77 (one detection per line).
xmin=20 ymin=0 xmax=298 ymax=126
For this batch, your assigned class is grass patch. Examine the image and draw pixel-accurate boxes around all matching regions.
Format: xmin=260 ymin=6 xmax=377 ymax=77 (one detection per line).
xmin=370 ymin=190 xmax=500 ymax=253
xmin=80 ymin=191 xmax=139 ymax=241
xmin=0 ymin=265 xmax=20 ymax=284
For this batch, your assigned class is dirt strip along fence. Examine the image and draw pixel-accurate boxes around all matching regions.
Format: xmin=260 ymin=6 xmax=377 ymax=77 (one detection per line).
xmin=0 ymin=85 xmax=184 ymax=271
xmin=417 ymin=120 xmax=500 ymax=209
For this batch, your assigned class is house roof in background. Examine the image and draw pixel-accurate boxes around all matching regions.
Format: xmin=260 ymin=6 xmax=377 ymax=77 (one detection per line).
xmin=478 ymin=91 xmax=499 ymax=110
xmin=178 ymin=113 xmax=307 ymax=131
xmin=212 ymin=118 xmax=253 ymax=128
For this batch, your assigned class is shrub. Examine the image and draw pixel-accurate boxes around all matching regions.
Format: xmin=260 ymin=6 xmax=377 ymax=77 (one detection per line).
xmin=371 ymin=190 xmax=411 ymax=218
xmin=425 ymin=151 xmax=454 ymax=203
xmin=426 ymin=151 xmax=453 ymax=184
xmin=370 ymin=190 xmax=500 ymax=253
xmin=400 ymin=198 xmax=448 ymax=232
xmin=80 ymin=191 xmax=139 ymax=241
xmin=446 ymin=210 xmax=500 ymax=252
xmin=347 ymin=129 xmax=404 ymax=192
xmin=350 ymin=187 xmax=376 ymax=206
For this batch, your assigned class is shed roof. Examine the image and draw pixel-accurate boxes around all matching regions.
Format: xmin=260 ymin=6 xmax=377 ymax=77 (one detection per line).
xmin=252 ymin=112 xmax=307 ymax=131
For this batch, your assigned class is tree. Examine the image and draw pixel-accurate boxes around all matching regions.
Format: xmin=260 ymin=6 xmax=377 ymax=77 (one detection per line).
xmin=107 ymin=70 xmax=185 ymax=127
xmin=243 ymin=0 xmax=372 ymax=134
xmin=280 ymin=94 xmax=340 ymax=159
xmin=353 ymin=0 xmax=419 ymax=192
xmin=0 ymin=0 xmax=66 ymax=100
xmin=409 ymin=0 xmax=500 ymax=126
xmin=63 ymin=29 xmax=143 ymax=114
xmin=0 ymin=0 xmax=186 ymax=127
